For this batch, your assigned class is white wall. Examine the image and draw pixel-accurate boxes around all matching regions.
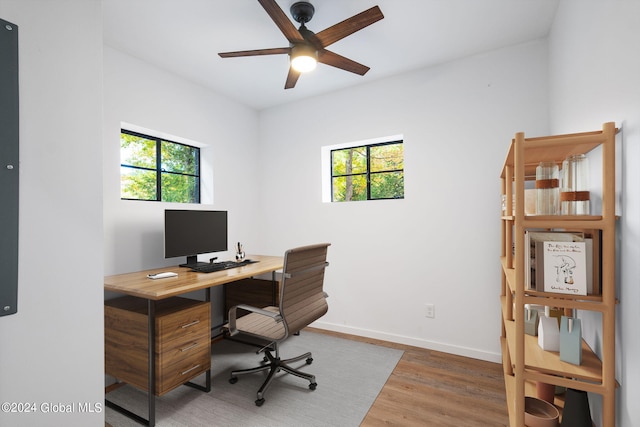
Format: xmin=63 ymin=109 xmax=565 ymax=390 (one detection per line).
xmin=256 ymin=40 xmax=550 ymax=361
xmin=548 ymin=1 xmax=640 ymax=426
xmin=2 ymin=2 xmax=633 ymax=426
xmin=102 ymin=47 xmax=262 ymax=329
xmin=103 ymin=47 xmax=261 ymax=276
xmin=0 ymin=1 xmax=104 ymax=426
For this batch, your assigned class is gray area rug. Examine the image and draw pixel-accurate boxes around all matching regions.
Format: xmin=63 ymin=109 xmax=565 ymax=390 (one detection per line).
xmin=106 ymin=330 xmax=403 ymax=427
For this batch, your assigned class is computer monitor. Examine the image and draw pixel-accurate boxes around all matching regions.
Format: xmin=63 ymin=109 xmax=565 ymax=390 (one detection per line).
xmin=164 ymin=209 xmax=228 ymax=268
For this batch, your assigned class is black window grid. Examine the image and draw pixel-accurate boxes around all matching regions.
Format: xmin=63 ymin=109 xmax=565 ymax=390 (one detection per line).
xmin=330 ymin=140 xmax=404 ymax=202
xmin=120 ymin=129 xmax=201 ymax=203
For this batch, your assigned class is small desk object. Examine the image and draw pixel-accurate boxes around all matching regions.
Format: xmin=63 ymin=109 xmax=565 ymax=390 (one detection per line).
xmin=104 ymin=255 xmax=284 ymax=426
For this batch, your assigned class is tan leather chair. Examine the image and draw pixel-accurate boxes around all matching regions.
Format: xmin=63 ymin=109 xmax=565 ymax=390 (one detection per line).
xmin=226 ymin=243 xmax=330 ymax=406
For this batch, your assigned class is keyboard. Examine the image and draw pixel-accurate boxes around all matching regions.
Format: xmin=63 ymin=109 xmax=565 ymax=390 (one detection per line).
xmin=189 ymin=259 xmax=257 ymax=273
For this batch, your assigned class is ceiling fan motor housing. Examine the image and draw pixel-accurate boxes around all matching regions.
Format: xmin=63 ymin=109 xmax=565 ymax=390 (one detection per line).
xmin=290 ymin=1 xmax=315 ymax=24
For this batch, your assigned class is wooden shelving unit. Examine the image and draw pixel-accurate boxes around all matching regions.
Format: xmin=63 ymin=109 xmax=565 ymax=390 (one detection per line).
xmin=499 ymin=122 xmax=618 ymax=426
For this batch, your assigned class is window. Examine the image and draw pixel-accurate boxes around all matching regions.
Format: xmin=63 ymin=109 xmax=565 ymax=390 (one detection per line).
xmin=331 ymin=140 xmax=404 ymax=202
xmin=120 ymin=129 xmax=200 ymax=203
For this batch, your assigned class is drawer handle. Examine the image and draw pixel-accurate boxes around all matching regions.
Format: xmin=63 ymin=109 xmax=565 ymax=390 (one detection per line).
xmin=181 ymin=364 xmax=201 ymax=376
xmin=181 ymin=320 xmax=200 ymax=329
xmin=180 ymin=342 xmax=199 ymax=352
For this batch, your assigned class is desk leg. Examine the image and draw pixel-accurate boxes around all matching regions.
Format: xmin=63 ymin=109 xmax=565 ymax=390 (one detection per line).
xmin=204 ymin=289 xmax=211 ymax=391
xmin=147 ymin=299 xmax=156 ymax=426
xmin=271 ymin=271 xmax=277 ymax=306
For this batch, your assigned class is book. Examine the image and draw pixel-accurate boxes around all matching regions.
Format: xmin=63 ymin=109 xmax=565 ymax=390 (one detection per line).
xmin=533 ymin=240 xmax=592 ymax=292
xmin=542 ymin=240 xmax=588 ymax=295
xmin=585 ymin=237 xmax=594 ymax=294
xmin=525 ymin=231 xmax=584 ymax=291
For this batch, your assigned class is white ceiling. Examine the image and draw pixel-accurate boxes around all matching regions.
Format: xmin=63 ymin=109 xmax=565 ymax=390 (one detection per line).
xmin=103 ymin=0 xmax=560 ymax=110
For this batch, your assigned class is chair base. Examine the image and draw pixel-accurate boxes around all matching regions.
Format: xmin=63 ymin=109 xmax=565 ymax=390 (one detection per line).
xmin=229 ymin=348 xmax=317 ymax=406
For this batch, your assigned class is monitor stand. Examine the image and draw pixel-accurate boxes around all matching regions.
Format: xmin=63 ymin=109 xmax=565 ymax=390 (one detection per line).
xmin=179 ymin=255 xmax=211 ymax=269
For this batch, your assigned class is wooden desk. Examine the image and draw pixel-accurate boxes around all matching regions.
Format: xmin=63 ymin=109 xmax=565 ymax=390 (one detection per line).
xmin=104 ymin=255 xmax=284 ymax=299
xmin=104 ymin=255 xmax=284 ymax=426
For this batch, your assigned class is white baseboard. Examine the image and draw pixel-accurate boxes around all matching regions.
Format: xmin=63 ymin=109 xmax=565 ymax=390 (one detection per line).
xmin=311 ymin=320 xmax=502 ymax=364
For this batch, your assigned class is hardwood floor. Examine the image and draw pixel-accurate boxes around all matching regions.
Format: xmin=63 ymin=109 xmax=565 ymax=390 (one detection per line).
xmin=309 ymin=328 xmax=510 ymax=427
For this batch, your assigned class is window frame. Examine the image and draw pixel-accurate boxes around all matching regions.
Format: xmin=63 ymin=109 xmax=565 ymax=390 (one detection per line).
xmin=120 ymin=128 xmax=201 ymax=203
xmin=330 ymin=139 xmax=404 ymax=202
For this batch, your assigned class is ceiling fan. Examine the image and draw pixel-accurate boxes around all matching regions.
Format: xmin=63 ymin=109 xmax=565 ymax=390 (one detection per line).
xmin=218 ymin=0 xmax=384 ymax=89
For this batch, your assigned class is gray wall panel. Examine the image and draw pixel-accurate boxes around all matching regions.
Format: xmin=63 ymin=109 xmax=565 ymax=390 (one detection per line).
xmin=0 ymin=18 xmax=19 ymax=317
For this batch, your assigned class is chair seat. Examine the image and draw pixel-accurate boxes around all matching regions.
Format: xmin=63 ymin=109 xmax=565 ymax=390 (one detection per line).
xmin=234 ymin=306 xmax=286 ymax=341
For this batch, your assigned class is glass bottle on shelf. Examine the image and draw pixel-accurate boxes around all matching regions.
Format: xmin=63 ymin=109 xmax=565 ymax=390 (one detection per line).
xmin=535 ymin=162 xmax=559 ymax=215
xmin=561 ymin=154 xmax=590 ymax=215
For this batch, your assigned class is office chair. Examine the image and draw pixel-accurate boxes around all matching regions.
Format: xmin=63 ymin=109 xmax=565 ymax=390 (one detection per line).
xmin=226 ymin=243 xmax=330 ymax=406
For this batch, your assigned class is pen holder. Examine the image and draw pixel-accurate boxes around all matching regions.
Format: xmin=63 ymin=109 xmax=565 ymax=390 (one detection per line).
xmin=560 ymin=316 xmax=582 ymax=365
xmin=525 ymin=307 xmax=539 ymax=336
xmin=235 ymin=242 xmax=246 ymax=262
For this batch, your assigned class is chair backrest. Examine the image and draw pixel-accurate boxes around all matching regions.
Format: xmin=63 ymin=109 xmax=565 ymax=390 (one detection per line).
xmin=279 ymin=243 xmax=330 ymax=337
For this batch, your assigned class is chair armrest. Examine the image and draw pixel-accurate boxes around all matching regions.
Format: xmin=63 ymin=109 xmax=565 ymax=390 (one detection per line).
xmin=227 ymin=304 xmax=282 ymax=337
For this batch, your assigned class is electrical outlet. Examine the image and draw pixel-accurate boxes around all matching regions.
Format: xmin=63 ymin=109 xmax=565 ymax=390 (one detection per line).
xmin=425 ymin=304 xmax=435 ymax=319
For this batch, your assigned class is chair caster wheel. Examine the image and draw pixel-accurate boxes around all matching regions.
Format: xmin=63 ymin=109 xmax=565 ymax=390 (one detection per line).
xmin=255 ymin=398 xmax=265 ymax=406
xmin=229 ymin=377 xmax=238 ymax=384
xmin=306 ymin=357 xmax=313 ymax=364
xmin=309 ymin=382 xmax=317 ymax=390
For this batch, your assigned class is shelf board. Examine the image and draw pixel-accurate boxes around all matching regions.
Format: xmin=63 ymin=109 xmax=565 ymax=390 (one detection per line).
xmin=501 ymin=129 xmax=607 ymax=177
xmin=523 ymin=216 xmax=605 ymax=230
xmin=500 ymin=257 xmax=516 ymax=293
xmin=500 ymin=257 xmax=605 ymax=308
xmin=501 ymin=312 xmax=603 ymax=385
xmin=502 ymin=214 xmax=602 ymax=222
xmin=522 ymin=293 xmax=605 ymax=311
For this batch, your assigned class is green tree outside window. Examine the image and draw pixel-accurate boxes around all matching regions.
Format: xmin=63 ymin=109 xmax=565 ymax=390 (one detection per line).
xmin=331 ymin=141 xmax=404 ymax=202
xmin=120 ymin=130 xmax=200 ymax=203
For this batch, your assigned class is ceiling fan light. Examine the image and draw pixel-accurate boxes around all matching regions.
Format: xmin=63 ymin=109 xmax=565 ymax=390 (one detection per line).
xmin=291 ymin=55 xmax=317 ymax=72
xmin=290 ymin=44 xmax=317 ymax=72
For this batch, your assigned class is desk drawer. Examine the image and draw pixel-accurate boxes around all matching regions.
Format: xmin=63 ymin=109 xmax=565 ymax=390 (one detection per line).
xmin=158 ymin=334 xmax=210 ymax=371
xmin=157 ymin=343 xmax=210 ymax=395
xmin=105 ymin=296 xmax=211 ymax=396
xmin=157 ymin=302 xmax=210 ymax=345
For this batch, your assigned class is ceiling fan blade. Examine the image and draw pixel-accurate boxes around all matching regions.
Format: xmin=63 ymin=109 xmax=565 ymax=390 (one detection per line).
xmin=315 ymin=6 xmax=384 ymax=48
xmin=318 ymin=50 xmax=370 ymax=75
xmin=284 ymin=68 xmax=301 ymax=89
xmin=258 ymin=0 xmax=305 ymax=44
xmin=218 ymin=47 xmax=290 ymax=58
